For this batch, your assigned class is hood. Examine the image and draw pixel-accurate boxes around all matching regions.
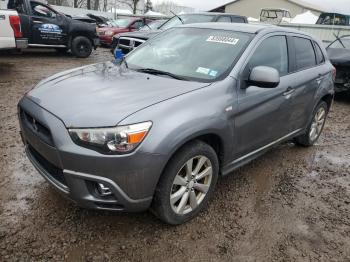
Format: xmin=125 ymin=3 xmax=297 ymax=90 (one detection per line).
xmin=327 ymin=48 xmax=350 ymax=66
xmin=27 ymin=62 xmax=210 ymax=128
xmin=118 ymin=30 xmax=162 ymax=40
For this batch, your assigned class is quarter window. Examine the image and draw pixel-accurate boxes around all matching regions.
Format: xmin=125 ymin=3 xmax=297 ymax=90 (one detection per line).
xmin=232 ymin=17 xmax=245 ymax=23
xmin=314 ymin=42 xmax=325 ymax=64
xmin=293 ymin=37 xmax=316 ymax=70
xmin=248 ymin=35 xmax=289 ymax=76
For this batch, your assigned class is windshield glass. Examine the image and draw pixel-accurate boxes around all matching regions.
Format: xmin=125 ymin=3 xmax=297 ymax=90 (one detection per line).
xmin=329 ymin=36 xmax=350 ymax=49
xmin=113 ymin=18 xmax=132 ymax=28
xmin=140 ymin=20 xmax=165 ymax=31
xmin=160 ymin=14 xmax=216 ymax=30
xmin=126 ymin=27 xmax=252 ymax=82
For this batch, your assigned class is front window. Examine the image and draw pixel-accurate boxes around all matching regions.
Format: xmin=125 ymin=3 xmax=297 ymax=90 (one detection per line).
xmin=126 ymin=27 xmax=252 ymax=82
xmin=113 ymin=18 xmax=133 ymax=28
xmin=160 ymin=14 xmax=216 ymax=30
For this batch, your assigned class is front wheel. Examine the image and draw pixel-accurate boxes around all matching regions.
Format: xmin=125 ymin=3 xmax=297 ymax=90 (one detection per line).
xmin=71 ymin=36 xmax=92 ymax=58
xmin=294 ymin=101 xmax=328 ymax=147
xmin=151 ymin=140 xmax=219 ymax=225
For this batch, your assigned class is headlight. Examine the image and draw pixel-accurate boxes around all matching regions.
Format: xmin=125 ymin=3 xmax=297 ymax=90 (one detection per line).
xmin=105 ymin=30 xmax=114 ymax=36
xmin=69 ymin=122 xmax=152 ymax=154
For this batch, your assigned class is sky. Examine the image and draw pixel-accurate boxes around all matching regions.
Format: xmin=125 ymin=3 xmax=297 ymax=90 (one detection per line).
xmin=152 ymin=0 xmax=350 ymax=14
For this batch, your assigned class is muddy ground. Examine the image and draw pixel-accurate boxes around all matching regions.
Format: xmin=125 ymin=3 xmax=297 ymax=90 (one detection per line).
xmin=0 ymin=48 xmax=349 ymax=261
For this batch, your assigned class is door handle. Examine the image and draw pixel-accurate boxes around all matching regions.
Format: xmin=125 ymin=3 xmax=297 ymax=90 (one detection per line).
xmin=283 ymin=87 xmax=295 ymax=96
xmin=33 ymin=20 xmax=43 ymax=24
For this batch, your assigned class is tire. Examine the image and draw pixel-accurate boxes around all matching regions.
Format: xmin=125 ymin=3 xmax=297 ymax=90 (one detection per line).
xmin=294 ymin=101 xmax=328 ymax=147
xmin=151 ymin=140 xmax=219 ymax=225
xmin=71 ymin=36 xmax=92 ymax=58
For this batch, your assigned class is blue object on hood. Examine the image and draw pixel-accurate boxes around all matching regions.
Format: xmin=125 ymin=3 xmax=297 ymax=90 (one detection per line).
xmin=114 ymin=49 xmax=124 ymax=60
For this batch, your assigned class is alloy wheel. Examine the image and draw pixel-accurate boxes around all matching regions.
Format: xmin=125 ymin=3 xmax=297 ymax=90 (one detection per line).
xmin=170 ymin=155 xmax=213 ymax=215
xmin=309 ymin=107 xmax=326 ymax=142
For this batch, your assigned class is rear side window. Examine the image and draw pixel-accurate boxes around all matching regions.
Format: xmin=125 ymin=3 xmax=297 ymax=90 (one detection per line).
xmin=293 ymin=37 xmax=316 ymax=70
xmin=248 ymin=35 xmax=289 ymax=76
xmin=314 ymin=42 xmax=325 ymax=64
xmin=217 ymin=16 xmax=231 ymax=22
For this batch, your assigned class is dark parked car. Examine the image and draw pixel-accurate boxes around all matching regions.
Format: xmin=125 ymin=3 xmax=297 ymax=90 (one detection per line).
xmin=111 ymin=12 xmax=248 ymax=54
xmin=7 ymin=0 xmax=100 ymax=57
xmin=19 ymin=23 xmax=334 ymax=225
xmin=326 ymin=35 xmax=350 ymax=92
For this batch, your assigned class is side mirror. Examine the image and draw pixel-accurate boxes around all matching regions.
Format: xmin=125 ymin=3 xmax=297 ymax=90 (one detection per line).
xmin=248 ymin=66 xmax=280 ymax=88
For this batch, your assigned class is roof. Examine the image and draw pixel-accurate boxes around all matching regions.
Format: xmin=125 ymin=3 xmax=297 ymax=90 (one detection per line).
xmin=181 ymin=11 xmax=246 ymax=17
xmin=209 ymin=0 xmax=325 ymax=13
xmin=179 ymin=22 xmax=315 ymax=37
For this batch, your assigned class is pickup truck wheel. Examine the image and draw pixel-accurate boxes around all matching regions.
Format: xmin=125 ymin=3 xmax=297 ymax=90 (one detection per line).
xmin=71 ymin=36 xmax=92 ymax=58
xmin=294 ymin=101 xmax=328 ymax=147
xmin=151 ymin=140 xmax=218 ymax=225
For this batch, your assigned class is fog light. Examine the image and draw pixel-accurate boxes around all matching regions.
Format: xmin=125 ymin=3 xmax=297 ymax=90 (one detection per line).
xmin=96 ymin=183 xmax=112 ymax=196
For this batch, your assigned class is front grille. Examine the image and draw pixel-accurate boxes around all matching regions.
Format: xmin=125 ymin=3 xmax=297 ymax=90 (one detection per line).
xmin=20 ymin=108 xmax=54 ymax=146
xmin=27 ymin=144 xmax=67 ymax=187
xmin=117 ymin=37 xmax=145 ymax=54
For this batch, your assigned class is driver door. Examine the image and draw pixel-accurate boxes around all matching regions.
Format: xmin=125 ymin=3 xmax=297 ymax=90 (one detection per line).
xmin=234 ymin=35 xmax=294 ymax=158
xmin=30 ymin=2 xmax=68 ymax=46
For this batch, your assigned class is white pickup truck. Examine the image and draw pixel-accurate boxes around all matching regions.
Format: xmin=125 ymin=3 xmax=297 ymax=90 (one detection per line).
xmin=0 ymin=9 xmax=27 ymax=50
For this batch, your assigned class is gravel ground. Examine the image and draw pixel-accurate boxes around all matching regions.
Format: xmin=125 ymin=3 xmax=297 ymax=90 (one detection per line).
xmin=0 ymin=48 xmax=349 ymax=261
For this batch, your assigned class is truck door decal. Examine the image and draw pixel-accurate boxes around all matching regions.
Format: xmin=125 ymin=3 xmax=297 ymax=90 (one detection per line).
xmin=38 ymin=23 xmax=63 ymax=41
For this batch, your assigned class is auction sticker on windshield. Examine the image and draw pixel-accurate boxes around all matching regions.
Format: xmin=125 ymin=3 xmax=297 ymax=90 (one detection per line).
xmin=207 ymin=36 xmax=240 ymax=45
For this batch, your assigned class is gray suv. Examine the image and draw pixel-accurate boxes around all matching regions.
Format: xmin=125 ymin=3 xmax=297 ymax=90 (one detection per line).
xmin=18 ymin=23 xmax=334 ymax=225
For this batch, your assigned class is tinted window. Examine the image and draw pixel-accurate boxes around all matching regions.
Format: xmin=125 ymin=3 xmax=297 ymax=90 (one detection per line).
xmin=232 ymin=17 xmax=245 ymax=23
xmin=248 ymin=36 xmax=288 ymax=76
xmin=294 ymin=37 xmax=316 ymax=70
xmin=133 ymin=21 xmax=144 ymax=29
xmin=314 ymin=42 xmax=325 ymax=64
xmin=217 ymin=16 xmax=231 ymax=22
xmin=31 ymin=3 xmax=56 ymax=18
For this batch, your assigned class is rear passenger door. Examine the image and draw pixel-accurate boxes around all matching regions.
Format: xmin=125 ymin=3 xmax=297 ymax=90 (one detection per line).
xmin=287 ymin=35 xmax=322 ymax=131
xmin=235 ymin=34 xmax=294 ymax=158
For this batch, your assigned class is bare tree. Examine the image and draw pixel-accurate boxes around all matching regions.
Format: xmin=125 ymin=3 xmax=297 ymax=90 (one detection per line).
xmin=117 ymin=0 xmax=141 ymax=14
xmin=93 ymin=0 xmax=99 ymax=10
xmin=145 ymin=0 xmax=152 ymax=12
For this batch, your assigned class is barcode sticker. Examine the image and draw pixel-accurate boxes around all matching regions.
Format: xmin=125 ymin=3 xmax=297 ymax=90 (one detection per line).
xmin=207 ymin=36 xmax=239 ymax=45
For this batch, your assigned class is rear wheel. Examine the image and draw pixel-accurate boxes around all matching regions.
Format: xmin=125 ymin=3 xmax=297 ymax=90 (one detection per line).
xmin=151 ymin=140 xmax=219 ymax=225
xmin=71 ymin=36 xmax=92 ymax=58
xmin=294 ymin=101 xmax=328 ymax=147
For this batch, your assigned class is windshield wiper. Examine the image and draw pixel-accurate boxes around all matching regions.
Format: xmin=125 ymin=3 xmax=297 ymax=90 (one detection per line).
xmin=136 ymin=68 xmax=187 ymax=80
xmin=170 ymin=11 xmax=184 ymax=24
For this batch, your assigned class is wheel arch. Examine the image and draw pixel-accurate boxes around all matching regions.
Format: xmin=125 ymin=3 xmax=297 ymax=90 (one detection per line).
xmin=159 ymin=131 xmax=227 ymax=179
xmin=68 ymin=31 xmax=93 ymax=48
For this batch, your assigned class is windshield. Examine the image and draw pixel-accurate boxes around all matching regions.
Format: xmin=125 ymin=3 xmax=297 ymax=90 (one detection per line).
xmin=160 ymin=14 xmax=216 ymax=30
xmin=113 ymin=18 xmax=132 ymax=28
xmin=329 ymin=36 xmax=350 ymax=49
xmin=140 ymin=20 xmax=165 ymax=31
xmin=126 ymin=27 xmax=252 ymax=82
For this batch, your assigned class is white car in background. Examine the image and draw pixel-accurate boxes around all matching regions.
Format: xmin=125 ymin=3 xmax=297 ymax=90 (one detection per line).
xmin=0 ymin=9 xmax=27 ymax=50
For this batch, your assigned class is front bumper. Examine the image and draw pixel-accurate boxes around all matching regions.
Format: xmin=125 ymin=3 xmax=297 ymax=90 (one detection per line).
xmin=16 ymin=38 xmax=28 ymax=49
xmin=18 ymin=97 xmax=165 ymax=212
xmin=98 ymin=35 xmax=113 ymax=45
